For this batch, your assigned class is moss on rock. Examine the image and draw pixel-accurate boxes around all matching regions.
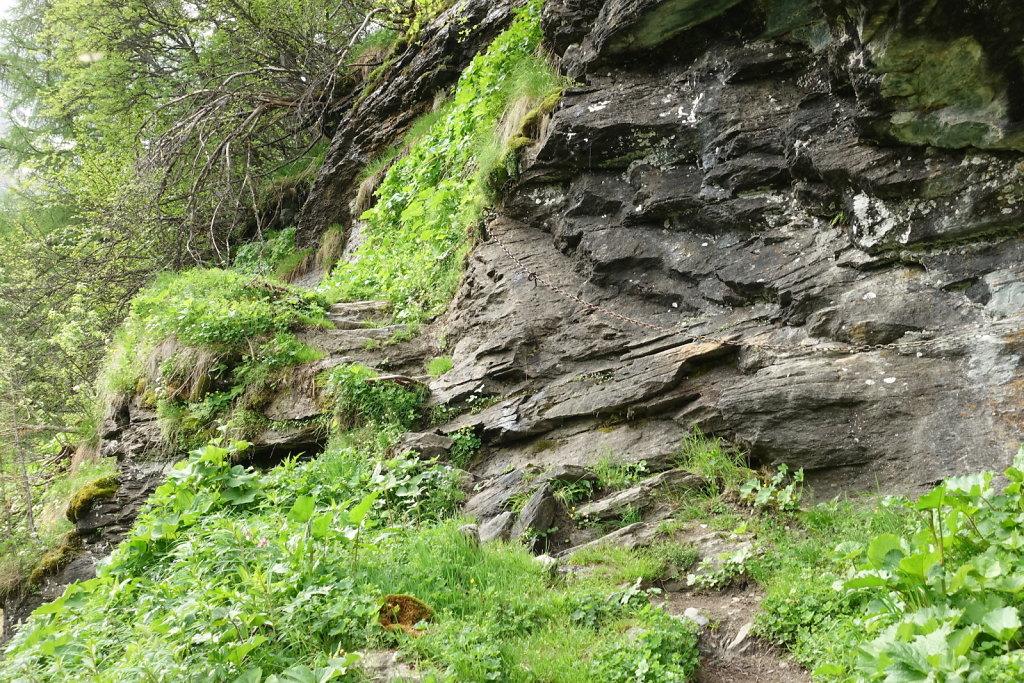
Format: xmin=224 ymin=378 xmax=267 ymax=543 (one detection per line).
xmin=27 ymin=533 xmax=83 ymax=585
xmin=66 ymin=474 xmax=120 ymax=524
xmin=379 ymin=594 xmax=435 ymax=636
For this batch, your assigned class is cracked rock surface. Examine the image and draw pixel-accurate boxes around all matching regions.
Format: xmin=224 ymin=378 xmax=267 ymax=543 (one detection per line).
xmin=432 ymin=0 xmax=1024 ymax=502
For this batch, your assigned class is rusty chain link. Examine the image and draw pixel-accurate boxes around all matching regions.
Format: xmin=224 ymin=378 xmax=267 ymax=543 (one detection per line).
xmin=486 ymin=226 xmax=1017 ymax=357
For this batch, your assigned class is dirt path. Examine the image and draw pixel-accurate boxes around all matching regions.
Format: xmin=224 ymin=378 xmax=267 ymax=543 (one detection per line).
xmin=661 ymin=585 xmax=810 ymax=683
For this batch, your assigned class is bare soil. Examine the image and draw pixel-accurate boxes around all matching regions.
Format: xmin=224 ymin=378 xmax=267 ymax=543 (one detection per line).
xmin=660 ymin=583 xmax=810 ymax=683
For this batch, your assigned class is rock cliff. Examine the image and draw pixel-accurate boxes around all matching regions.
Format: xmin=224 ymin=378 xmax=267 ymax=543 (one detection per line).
xmin=431 ymin=0 xmax=1024 ymax=504
xmin=98 ymin=0 xmax=1024 ymax=538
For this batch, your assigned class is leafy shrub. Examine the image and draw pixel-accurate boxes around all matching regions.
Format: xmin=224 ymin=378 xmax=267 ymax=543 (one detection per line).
xmin=232 ymin=227 xmax=302 ymax=278
xmin=836 ymin=451 xmax=1024 ymax=680
xmin=594 ymin=607 xmax=700 ymax=682
xmin=97 ymin=269 xmax=328 ymax=445
xmin=323 ymin=0 xmax=563 ymax=321
xmin=739 ymin=464 xmax=804 ymax=513
xmin=756 ymin=569 xmax=858 ymax=649
xmin=1 ymin=429 xmax=702 ymax=683
xmin=130 ymin=269 xmax=327 ymax=349
xmin=448 ymin=426 xmax=481 ymax=468
xmin=324 ymin=363 xmax=426 ymax=431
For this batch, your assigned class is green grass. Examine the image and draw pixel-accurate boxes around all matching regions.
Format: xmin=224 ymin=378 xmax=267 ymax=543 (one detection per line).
xmin=592 ymin=454 xmax=648 ymax=491
xmin=1 ymin=429 xmax=700 ymax=683
xmin=674 ymin=427 xmax=749 ymax=490
xmin=568 ymin=541 xmax=699 ymax=586
xmin=426 ymin=356 xmax=453 ymax=376
xmin=749 ymin=497 xmax=914 ymax=678
xmin=93 ymin=268 xmax=329 ymax=449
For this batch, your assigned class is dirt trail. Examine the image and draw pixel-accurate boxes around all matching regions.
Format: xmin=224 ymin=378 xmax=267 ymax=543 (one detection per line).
xmin=661 ymin=586 xmax=810 ymax=683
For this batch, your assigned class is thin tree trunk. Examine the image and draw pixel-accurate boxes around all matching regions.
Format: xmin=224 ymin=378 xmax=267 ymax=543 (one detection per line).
xmin=9 ymin=404 xmax=35 ymax=537
xmin=0 ymin=453 xmax=12 ymax=536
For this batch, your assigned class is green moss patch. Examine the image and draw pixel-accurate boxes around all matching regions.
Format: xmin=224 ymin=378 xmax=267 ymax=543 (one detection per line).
xmin=27 ymin=533 xmax=83 ymax=585
xmin=66 ymin=475 xmax=120 ymax=524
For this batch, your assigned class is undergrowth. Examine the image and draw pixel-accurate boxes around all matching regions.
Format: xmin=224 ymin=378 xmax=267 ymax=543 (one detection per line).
xmin=96 ymin=268 xmax=329 ymax=449
xmin=322 ymin=0 xmax=564 ymax=322
xmin=3 ymin=429 xmax=699 ymax=682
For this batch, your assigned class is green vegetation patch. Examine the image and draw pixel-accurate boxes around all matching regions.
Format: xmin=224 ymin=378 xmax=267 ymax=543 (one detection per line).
xmin=323 ymin=0 xmax=564 ymax=321
xmin=65 ymin=474 xmax=120 ymax=523
xmin=324 ymin=363 xmax=427 ymax=432
xmin=1 ymin=431 xmax=700 ymax=683
xmin=27 ymin=532 xmax=83 ymax=585
xmin=97 ymin=268 xmax=328 ymax=448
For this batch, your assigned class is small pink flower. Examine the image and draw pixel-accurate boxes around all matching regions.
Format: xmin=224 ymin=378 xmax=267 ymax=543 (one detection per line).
xmin=256 ymin=537 xmax=269 ymax=548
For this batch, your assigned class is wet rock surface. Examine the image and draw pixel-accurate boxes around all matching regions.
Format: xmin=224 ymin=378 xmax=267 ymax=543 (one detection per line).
xmin=432 ymin=0 xmax=1024 ymax=509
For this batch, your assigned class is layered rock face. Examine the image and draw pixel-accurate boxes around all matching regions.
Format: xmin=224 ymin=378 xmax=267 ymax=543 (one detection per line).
xmin=8 ymin=0 xmax=1022 ymax=643
xmin=431 ymin=0 xmax=1024 ymax=499
xmin=94 ymin=0 xmax=1024 ymax=505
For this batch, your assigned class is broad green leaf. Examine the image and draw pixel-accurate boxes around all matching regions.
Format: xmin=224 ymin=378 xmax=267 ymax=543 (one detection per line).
xmin=981 ymin=606 xmax=1021 ymax=642
xmin=348 ymin=490 xmax=381 ymax=526
xmin=914 ymin=486 xmax=946 ymax=510
xmin=223 ymin=486 xmax=259 ymax=506
xmin=845 ymin=573 xmax=890 ymax=590
xmin=227 ymin=636 xmax=268 ymax=666
xmin=867 ymin=534 xmax=904 ymax=570
xmin=898 ymin=551 xmax=938 ymax=584
xmin=949 ymin=624 xmax=980 ymax=658
xmin=812 ymin=664 xmax=845 ymax=676
xmin=289 ymin=495 xmax=316 ymax=523
xmin=310 ymin=513 xmax=332 ymax=539
xmin=232 ymin=669 xmax=263 ymax=683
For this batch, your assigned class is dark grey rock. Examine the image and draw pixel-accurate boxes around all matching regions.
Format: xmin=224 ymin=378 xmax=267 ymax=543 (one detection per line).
xmin=574 ymin=470 xmax=706 ymax=521
xmin=559 ymin=521 xmax=663 ymax=558
xmin=479 ymin=511 xmax=517 ymax=544
xmin=542 ymin=464 xmax=598 ymax=486
xmin=464 ymin=467 xmax=539 ymax=519
xmin=423 ymin=0 xmax=1024 ymax=500
xmin=395 ymin=432 xmax=455 ymax=460
xmin=511 ymin=485 xmax=560 ymax=553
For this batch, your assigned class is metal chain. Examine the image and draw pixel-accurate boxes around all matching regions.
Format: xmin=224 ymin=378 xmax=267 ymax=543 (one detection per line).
xmin=486 ymin=227 xmax=1016 ymax=356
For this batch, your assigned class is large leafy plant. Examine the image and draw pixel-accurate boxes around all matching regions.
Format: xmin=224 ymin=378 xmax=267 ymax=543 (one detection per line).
xmin=836 ymin=449 xmax=1024 ymax=680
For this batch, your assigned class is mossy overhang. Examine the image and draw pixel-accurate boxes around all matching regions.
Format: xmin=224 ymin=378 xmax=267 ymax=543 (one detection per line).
xmin=66 ymin=475 xmax=121 ymax=524
xmin=603 ymin=0 xmax=745 ymax=54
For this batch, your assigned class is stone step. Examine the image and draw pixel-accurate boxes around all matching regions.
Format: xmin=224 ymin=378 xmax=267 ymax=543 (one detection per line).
xmin=328 ymin=300 xmax=392 ymax=319
xmin=573 ymin=469 xmax=706 ymax=522
xmin=326 ymin=313 xmax=371 ymax=330
xmin=298 ymin=324 xmax=410 ymax=354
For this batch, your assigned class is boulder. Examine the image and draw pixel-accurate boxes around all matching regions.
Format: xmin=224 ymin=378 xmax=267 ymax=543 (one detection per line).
xmin=574 ymin=470 xmax=706 ymax=521
xmin=511 ymin=485 xmax=560 ymax=552
xmin=395 ymin=432 xmax=455 ymax=460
